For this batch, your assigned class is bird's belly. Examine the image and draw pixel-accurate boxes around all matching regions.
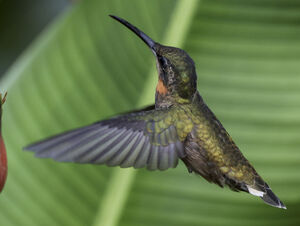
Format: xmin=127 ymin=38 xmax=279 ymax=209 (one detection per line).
xmin=193 ymin=122 xmax=249 ymax=181
xmin=194 ymin=123 xmax=225 ymax=159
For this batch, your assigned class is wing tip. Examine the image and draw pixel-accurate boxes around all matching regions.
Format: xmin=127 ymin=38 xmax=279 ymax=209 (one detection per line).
xmin=23 ymin=144 xmax=45 ymax=155
xmin=23 ymin=145 xmax=32 ymax=152
xmin=23 ymin=144 xmax=38 ymax=153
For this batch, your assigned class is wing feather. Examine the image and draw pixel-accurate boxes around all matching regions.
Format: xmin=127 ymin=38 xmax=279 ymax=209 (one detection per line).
xmin=120 ymin=134 xmax=145 ymax=168
xmin=147 ymin=146 xmax=159 ymax=171
xmin=158 ymin=147 xmax=169 ymax=170
xmin=133 ymin=138 xmax=151 ymax=168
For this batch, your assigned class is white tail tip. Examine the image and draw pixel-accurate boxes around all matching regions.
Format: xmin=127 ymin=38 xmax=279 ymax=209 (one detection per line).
xmin=247 ymin=185 xmax=264 ymax=197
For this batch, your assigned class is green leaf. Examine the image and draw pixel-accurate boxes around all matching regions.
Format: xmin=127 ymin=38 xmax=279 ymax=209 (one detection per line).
xmin=1 ymin=0 xmax=300 ymax=226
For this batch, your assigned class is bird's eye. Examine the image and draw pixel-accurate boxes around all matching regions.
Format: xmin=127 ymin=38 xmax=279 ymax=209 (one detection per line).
xmin=158 ymin=56 xmax=168 ymax=68
xmin=162 ymin=57 xmax=168 ymax=66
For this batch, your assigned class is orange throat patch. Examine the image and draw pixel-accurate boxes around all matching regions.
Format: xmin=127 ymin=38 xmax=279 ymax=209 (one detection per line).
xmin=156 ymin=79 xmax=168 ymax=95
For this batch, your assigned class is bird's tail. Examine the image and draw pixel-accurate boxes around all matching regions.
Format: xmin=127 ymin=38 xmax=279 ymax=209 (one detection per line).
xmin=246 ymin=178 xmax=286 ymax=209
xmin=260 ymin=184 xmax=286 ymax=209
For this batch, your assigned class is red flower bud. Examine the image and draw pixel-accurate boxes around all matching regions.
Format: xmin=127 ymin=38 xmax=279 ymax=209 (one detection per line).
xmin=0 ymin=92 xmax=7 ymax=193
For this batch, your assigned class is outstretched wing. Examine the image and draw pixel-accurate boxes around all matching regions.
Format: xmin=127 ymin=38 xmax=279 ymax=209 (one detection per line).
xmin=24 ymin=105 xmax=185 ymax=171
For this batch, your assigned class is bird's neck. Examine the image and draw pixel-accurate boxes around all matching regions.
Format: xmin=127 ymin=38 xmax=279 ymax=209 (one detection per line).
xmin=155 ymin=88 xmax=198 ymax=109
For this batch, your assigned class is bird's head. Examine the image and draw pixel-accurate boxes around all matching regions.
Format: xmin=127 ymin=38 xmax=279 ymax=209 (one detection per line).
xmin=110 ymin=15 xmax=197 ymax=104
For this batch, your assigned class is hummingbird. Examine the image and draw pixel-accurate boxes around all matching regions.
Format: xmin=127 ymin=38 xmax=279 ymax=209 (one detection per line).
xmin=25 ymin=15 xmax=286 ymax=209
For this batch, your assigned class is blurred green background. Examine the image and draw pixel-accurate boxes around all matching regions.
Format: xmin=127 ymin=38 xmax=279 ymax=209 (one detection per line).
xmin=0 ymin=0 xmax=299 ymax=225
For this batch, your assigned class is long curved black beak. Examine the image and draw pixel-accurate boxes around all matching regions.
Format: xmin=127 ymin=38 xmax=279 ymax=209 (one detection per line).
xmin=110 ymin=15 xmax=156 ymax=51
